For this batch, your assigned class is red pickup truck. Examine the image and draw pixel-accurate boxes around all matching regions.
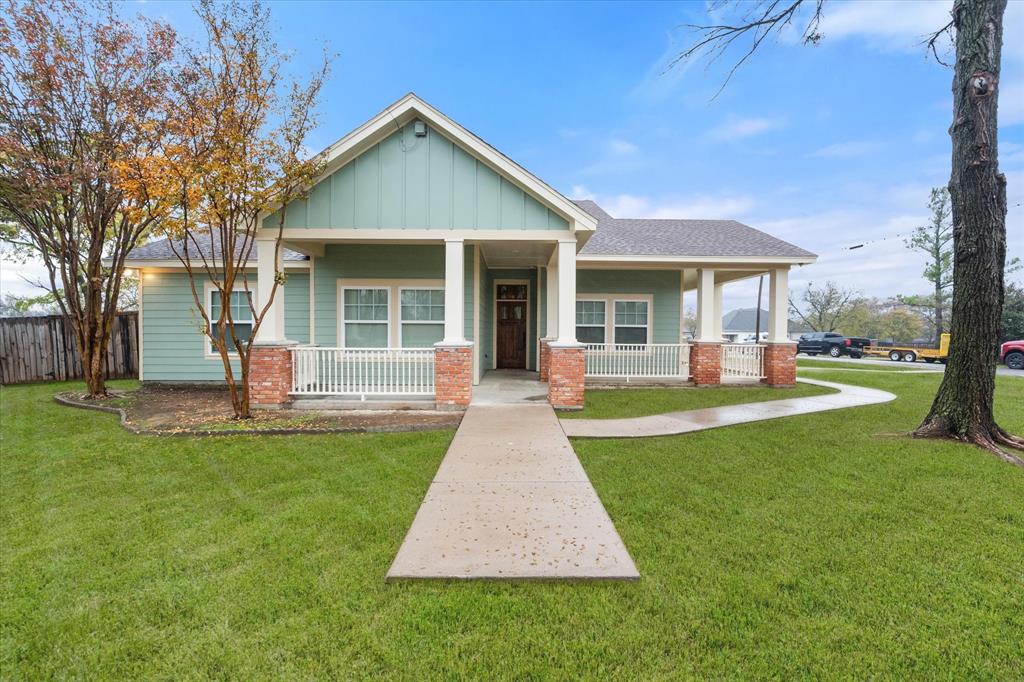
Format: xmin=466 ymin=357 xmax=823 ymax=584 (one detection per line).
xmin=1001 ymin=340 xmax=1024 ymax=370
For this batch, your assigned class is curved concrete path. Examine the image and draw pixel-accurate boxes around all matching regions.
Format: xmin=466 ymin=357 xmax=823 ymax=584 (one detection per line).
xmin=560 ymin=378 xmax=896 ymax=439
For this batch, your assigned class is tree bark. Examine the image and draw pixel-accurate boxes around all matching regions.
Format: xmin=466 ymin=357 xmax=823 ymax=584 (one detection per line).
xmin=915 ymin=0 xmax=1023 ymax=466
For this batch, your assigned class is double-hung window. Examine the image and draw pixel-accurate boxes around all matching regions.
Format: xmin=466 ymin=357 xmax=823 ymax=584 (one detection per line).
xmin=208 ymin=289 xmax=253 ymax=353
xmin=342 ymin=288 xmax=389 ymax=347
xmin=614 ymin=300 xmax=649 ymax=345
xmin=575 ymin=300 xmax=606 ymax=344
xmin=400 ymin=288 xmax=444 ymax=348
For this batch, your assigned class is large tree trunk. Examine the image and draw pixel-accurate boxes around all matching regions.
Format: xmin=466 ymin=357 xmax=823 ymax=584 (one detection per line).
xmin=915 ymin=0 xmax=1023 ymax=466
xmin=934 ymin=279 xmax=943 ymax=343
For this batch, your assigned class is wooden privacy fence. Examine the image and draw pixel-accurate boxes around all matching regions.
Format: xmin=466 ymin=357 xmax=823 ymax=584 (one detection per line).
xmin=0 ymin=312 xmax=138 ymax=385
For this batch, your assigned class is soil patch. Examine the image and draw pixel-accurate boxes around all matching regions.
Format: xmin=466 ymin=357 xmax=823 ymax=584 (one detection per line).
xmin=56 ymin=384 xmax=461 ymax=435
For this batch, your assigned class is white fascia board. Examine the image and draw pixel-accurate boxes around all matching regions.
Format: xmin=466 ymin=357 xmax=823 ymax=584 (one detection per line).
xmin=577 ymin=254 xmax=817 ymax=266
xmin=256 ymin=228 xmax=575 ymax=243
xmin=261 ymin=93 xmax=598 ymax=233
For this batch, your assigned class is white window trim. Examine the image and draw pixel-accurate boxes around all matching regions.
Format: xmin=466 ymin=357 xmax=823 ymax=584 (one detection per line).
xmin=613 ymin=298 xmax=651 ymax=346
xmin=398 ymin=285 xmax=445 ymax=349
xmin=573 ymin=293 xmax=654 ymax=348
xmin=340 ymin=285 xmax=391 ymax=349
xmin=203 ymin=281 xmax=255 ymax=358
xmin=336 ymin=278 xmax=444 ymax=348
xmin=575 ymin=298 xmax=607 ymax=345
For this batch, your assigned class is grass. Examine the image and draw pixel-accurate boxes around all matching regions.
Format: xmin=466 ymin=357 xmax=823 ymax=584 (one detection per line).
xmin=3 ymin=373 xmax=1023 ymax=678
xmin=561 ymin=382 xmax=835 ymax=419
xmin=797 ymin=357 xmax=926 ymax=371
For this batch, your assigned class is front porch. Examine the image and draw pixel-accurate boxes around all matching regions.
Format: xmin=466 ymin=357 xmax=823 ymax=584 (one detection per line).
xmin=248 ymin=236 xmax=799 ymax=411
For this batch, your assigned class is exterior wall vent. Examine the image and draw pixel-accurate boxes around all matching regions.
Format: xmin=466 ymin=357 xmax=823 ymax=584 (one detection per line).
xmin=413 ymin=120 xmax=427 ymax=137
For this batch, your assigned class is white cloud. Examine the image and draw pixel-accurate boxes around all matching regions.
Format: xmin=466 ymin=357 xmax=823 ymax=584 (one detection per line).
xmin=808 ymin=140 xmax=880 ymax=159
xmin=578 ymin=191 xmax=755 ymax=220
xmin=607 ymin=138 xmax=638 ymax=156
xmin=569 ymin=184 xmax=595 ymax=200
xmin=709 ymin=115 xmax=783 ymax=141
xmin=815 ymin=1 xmax=954 ymax=52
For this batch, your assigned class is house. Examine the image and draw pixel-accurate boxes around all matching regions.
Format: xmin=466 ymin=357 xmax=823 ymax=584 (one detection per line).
xmin=720 ymin=308 xmax=810 ymax=343
xmin=124 ymin=94 xmax=816 ymax=409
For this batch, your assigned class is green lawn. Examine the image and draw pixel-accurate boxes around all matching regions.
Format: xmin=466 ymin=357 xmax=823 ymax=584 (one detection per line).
xmin=561 ymin=382 xmax=835 ymax=419
xmin=3 ymin=374 xmax=1023 ymax=678
xmin=797 ymin=357 xmax=925 ymax=371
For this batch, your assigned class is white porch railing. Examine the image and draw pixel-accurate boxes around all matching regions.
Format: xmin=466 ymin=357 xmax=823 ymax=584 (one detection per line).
xmin=584 ymin=343 xmax=691 ymax=380
xmin=721 ymin=343 xmax=765 ymax=381
xmin=290 ymin=347 xmax=435 ymax=396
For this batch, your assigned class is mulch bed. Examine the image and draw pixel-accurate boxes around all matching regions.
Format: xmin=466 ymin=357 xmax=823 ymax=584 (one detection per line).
xmin=55 ymin=384 xmax=462 ymax=436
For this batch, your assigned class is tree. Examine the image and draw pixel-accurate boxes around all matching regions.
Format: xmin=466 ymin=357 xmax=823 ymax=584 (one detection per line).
xmin=0 ymin=291 xmax=61 ymax=317
xmin=1001 ymin=281 xmax=1024 ymax=343
xmin=673 ymin=0 xmax=1022 ymax=466
xmin=130 ymin=0 xmax=327 ymax=418
xmin=0 ymin=0 xmax=175 ymax=397
xmin=788 ymin=281 xmax=859 ymax=332
xmin=905 ymin=188 xmax=952 ymax=343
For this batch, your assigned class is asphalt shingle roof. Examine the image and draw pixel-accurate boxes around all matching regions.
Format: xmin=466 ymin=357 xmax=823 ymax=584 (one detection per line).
xmin=126 ymin=236 xmax=307 ymax=262
xmin=574 ymin=200 xmax=815 ymax=259
xmin=722 ymin=307 xmax=810 ymax=333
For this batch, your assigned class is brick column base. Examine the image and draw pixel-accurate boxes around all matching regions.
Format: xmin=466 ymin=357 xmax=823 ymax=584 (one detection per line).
xmin=249 ymin=344 xmax=294 ymax=408
xmin=763 ymin=342 xmax=797 ymax=386
xmin=548 ymin=343 xmax=585 ymax=410
xmin=434 ymin=343 xmax=473 ymax=410
xmin=539 ymin=339 xmax=551 ymax=382
xmin=690 ymin=341 xmax=722 ymax=387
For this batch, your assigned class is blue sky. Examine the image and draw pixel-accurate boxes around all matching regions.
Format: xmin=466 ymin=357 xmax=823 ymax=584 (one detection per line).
xmin=3 ymin=0 xmax=1022 ymax=314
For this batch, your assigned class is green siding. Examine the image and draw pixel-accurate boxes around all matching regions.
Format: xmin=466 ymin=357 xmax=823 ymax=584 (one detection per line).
xmin=141 ymin=272 xmax=310 ymax=381
xmin=576 ymin=269 xmax=681 ymax=343
xmin=264 ymin=122 xmax=569 ymax=231
xmin=311 ymin=244 xmax=474 ymax=347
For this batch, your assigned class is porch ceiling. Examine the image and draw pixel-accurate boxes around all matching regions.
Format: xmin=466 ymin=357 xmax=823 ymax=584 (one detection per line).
xmin=479 ymin=240 xmax=554 ymax=268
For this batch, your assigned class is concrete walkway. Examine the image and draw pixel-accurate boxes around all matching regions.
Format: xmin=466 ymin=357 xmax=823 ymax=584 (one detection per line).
xmin=561 ymin=378 xmax=896 ymax=439
xmin=387 ymin=403 xmax=640 ymax=580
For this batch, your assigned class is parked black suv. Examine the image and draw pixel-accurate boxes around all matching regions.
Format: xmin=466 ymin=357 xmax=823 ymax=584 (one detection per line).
xmin=797 ymin=332 xmax=870 ymax=358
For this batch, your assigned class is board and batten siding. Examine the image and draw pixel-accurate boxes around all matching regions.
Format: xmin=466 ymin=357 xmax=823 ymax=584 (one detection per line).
xmin=311 ymin=244 xmax=474 ymax=346
xmin=264 ymin=122 xmax=569 ymax=231
xmin=141 ymin=272 xmax=309 ymax=381
xmin=576 ymin=270 xmax=681 ymax=344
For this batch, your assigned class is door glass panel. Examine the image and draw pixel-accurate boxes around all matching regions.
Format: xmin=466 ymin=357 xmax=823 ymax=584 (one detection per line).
xmin=497 ymin=284 xmax=527 ymax=301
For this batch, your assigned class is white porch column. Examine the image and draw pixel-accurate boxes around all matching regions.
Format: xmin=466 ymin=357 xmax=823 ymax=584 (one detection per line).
xmin=442 ymin=239 xmax=466 ymax=344
xmin=545 ymin=255 xmax=559 ymax=340
xmin=768 ymin=267 xmax=790 ymax=342
xmin=695 ymin=268 xmax=717 ymax=342
xmin=255 ymin=238 xmax=285 ymax=343
xmin=713 ymin=282 xmax=724 ymax=340
xmin=556 ymin=238 xmax=577 ymax=344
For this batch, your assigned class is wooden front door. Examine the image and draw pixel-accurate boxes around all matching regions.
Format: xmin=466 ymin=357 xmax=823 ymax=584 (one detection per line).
xmin=496 ymin=301 xmax=527 ymax=369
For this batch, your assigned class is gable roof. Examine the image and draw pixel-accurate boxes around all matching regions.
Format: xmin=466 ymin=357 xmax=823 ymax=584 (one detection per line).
xmin=722 ymin=307 xmax=810 ymax=333
xmin=300 ymin=93 xmax=597 ymax=232
xmin=574 ymin=200 xmax=816 ymax=261
xmin=125 ymin=236 xmax=307 ymax=263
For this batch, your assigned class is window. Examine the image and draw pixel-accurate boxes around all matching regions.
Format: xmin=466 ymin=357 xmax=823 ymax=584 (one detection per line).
xmin=208 ymin=289 xmax=253 ymax=353
xmin=614 ymin=300 xmax=649 ymax=345
xmin=496 ymin=284 xmax=527 ymax=301
xmin=343 ymin=288 xmax=389 ymax=347
xmin=576 ymin=300 xmax=606 ymax=344
xmin=400 ymin=288 xmax=444 ymax=348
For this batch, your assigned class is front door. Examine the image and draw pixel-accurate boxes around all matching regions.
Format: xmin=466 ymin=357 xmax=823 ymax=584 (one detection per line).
xmin=497 ymin=301 xmax=527 ymax=369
